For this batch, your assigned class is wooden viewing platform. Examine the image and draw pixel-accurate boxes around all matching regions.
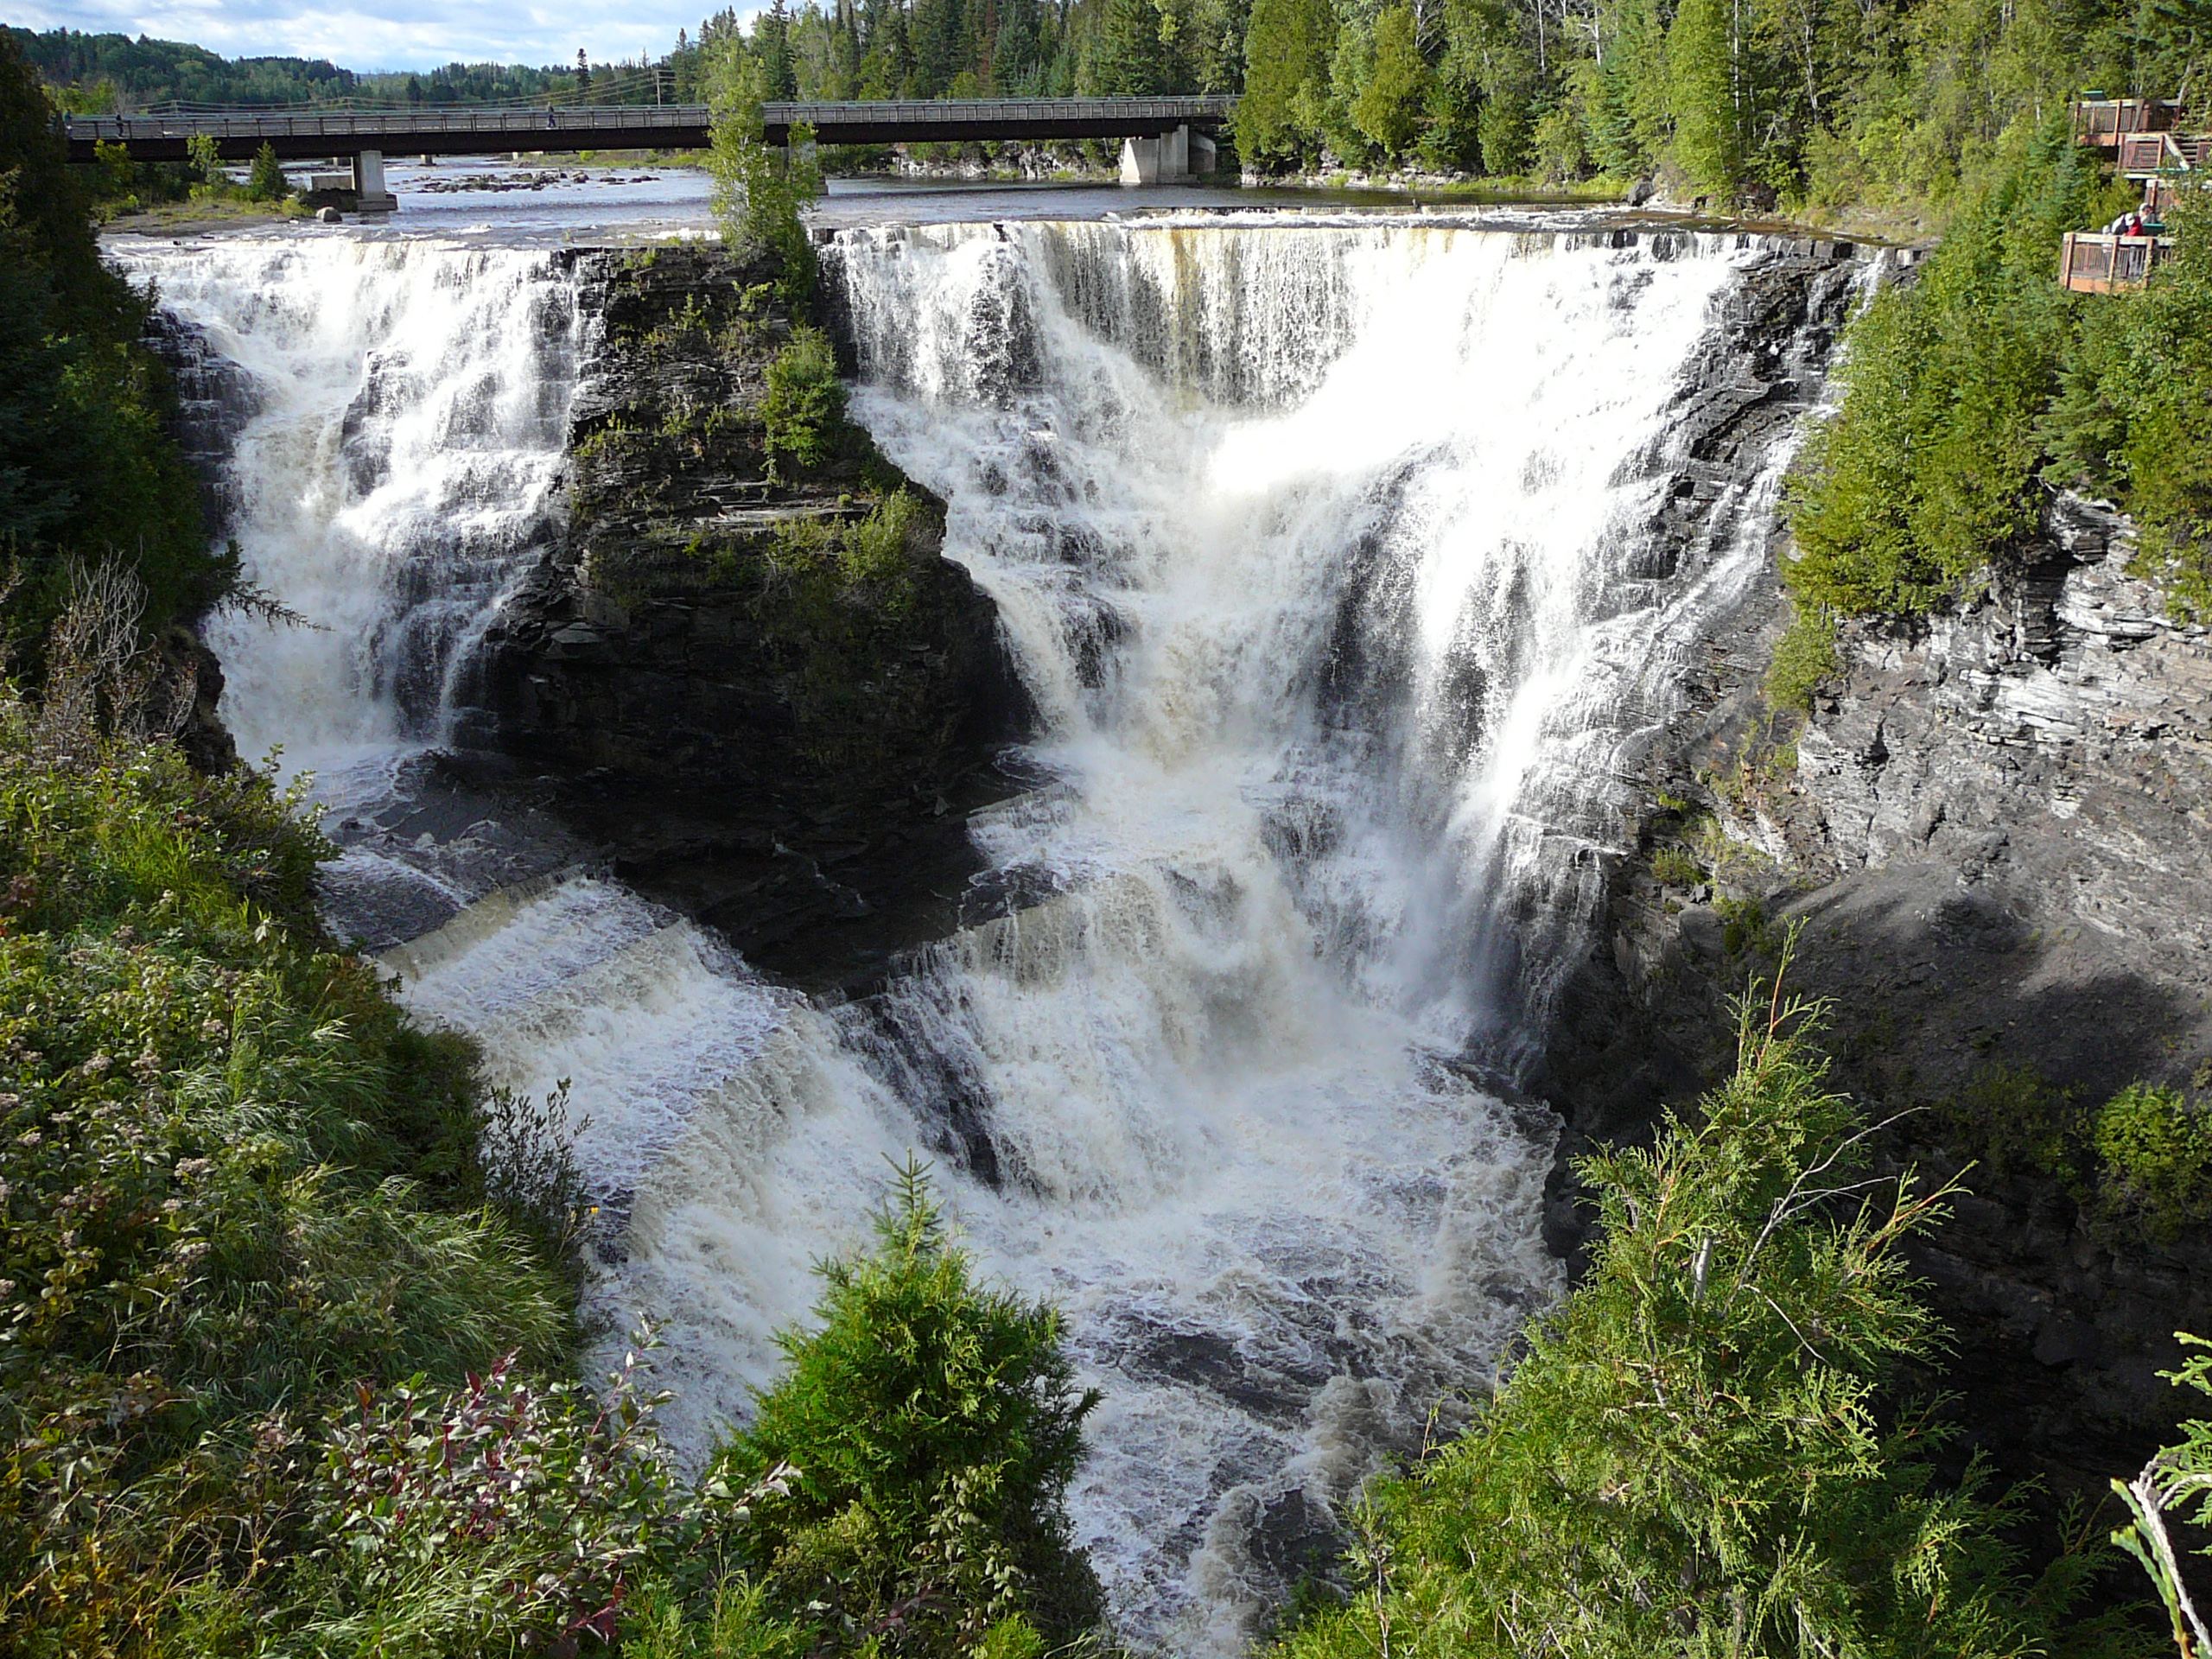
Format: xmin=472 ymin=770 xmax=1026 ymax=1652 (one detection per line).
xmin=2119 ymin=130 xmax=2212 ymax=176
xmin=2074 ymin=97 xmax=2184 ymax=149
xmin=2059 ymin=231 xmax=2176 ymax=293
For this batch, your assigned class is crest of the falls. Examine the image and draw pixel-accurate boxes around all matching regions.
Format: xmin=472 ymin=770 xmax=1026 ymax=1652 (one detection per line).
xmin=129 ymin=219 xmax=1823 ymax=1654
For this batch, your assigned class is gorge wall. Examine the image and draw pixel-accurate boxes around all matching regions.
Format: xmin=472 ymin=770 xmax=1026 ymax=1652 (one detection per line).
xmin=1543 ymin=473 xmax=2212 ymax=1511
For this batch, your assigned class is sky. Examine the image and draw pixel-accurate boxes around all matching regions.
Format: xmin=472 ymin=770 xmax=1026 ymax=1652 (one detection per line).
xmin=9 ymin=0 xmax=748 ymax=72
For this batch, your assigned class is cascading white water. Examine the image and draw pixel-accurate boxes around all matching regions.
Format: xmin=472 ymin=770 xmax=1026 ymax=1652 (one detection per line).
xmin=114 ymin=237 xmax=582 ymax=925
xmin=115 ymin=239 xmax=576 ymax=759
xmin=138 ymin=219 xmax=1824 ymax=1653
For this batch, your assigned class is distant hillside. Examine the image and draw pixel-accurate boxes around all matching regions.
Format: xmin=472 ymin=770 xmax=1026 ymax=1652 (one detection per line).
xmin=11 ymin=26 xmax=591 ymax=110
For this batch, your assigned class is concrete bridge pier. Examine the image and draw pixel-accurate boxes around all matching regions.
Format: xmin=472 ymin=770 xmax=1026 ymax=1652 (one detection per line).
xmin=352 ymin=148 xmax=397 ymax=213
xmin=1121 ymin=124 xmax=1211 ymax=185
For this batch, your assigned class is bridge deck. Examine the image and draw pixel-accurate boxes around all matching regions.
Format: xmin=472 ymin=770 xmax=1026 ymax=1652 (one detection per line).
xmin=66 ymin=96 xmax=1236 ymax=163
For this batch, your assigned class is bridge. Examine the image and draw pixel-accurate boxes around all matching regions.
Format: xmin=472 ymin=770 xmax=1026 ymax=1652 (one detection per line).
xmin=63 ymin=95 xmax=1238 ymax=206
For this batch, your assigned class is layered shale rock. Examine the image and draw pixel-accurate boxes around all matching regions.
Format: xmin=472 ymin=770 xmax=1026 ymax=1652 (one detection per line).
xmin=1542 ymin=481 xmax=2212 ymax=1514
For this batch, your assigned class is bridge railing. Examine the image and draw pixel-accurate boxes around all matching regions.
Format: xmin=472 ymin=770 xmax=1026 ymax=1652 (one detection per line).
xmin=761 ymin=96 xmax=1236 ymax=126
xmin=65 ymin=105 xmax=712 ymax=147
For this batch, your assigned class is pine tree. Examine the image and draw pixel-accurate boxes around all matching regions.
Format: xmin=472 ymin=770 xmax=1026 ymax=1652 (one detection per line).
xmin=1236 ymin=0 xmax=1334 ymax=164
xmin=1083 ymin=0 xmax=1174 ymax=94
xmin=245 ymin=140 xmax=288 ymax=201
xmin=1669 ymin=0 xmax=1742 ymax=197
xmin=1354 ymin=3 xmax=1429 ymax=159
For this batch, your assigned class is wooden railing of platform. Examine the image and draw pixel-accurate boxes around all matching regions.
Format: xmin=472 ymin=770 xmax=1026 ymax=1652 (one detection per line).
xmin=2074 ymin=98 xmax=2183 ymax=148
xmin=2059 ymin=231 xmax=2176 ymax=292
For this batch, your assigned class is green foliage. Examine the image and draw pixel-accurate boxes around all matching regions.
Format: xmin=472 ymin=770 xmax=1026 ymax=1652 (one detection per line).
xmin=1352 ymin=6 xmax=1429 ymax=157
xmin=1785 ymin=127 xmax=2101 ymax=616
xmin=245 ymin=140 xmax=288 ymax=201
xmin=705 ymin=40 xmax=822 ymax=303
xmin=1765 ymin=600 xmax=1839 ymax=711
xmin=2109 ymin=1334 xmax=2212 ymax=1659
xmin=2094 ymin=1082 xmax=2212 ymax=1243
xmin=1649 ymin=843 xmax=1706 ymax=887
xmin=2045 ymin=193 xmax=2212 ymax=620
xmin=760 ymin=324 xmax=849 ymax=477
xmin=706 ymin=1159 xmax=1104 ymax=1654
xmin=1236 ymin=0 xmax=1335 ymax=165
xmin=0 ymin=589 xmax=578 ymax=1655
xmin=184 ymin=131 xmax=223 ymax=191
xmin=301 ymin=1344 xmax=684 ymax=1656
xmin=1943 ymin=1062 xmax=2092 ymax=1188
xmin=0 ymin=33 xmax=232 ymax=671
xmin=1667 ymin=0 xmax=1740 ymax=198
xmin=1272 ymin=981 xmax=2139 ymax=1659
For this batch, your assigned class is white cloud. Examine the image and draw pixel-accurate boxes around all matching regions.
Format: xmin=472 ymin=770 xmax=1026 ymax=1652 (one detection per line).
xmin=11 ymin=0 xmax=766 ymax=72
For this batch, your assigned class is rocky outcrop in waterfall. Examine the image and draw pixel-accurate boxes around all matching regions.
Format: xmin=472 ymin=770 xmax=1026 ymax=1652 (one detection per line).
xmin=1543 ymin=476 xmax=2212 ymax=1518
xmin=471 ymin=245 xmax=1030 ymax=988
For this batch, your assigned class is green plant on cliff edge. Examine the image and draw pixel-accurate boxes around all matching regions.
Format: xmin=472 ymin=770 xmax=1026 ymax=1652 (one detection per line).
xmin=760 ymin=324 xmax=847 ymax=477
xmin=1271 ymin=960 xmax=2142 ymax=1659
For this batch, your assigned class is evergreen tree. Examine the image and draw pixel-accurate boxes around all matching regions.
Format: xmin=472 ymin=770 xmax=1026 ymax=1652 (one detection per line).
xmin=245 ymin=139 xmax=289 ymax=200
xmin=1082 ymin=0 xmax=1176 ymax=93
xmin=1236 ymin=0 xmax=1335 ymax=163
xmin=1354 ymin=3 xmax=1429 ymax=158
xmin=1669 ymin=0 xmax=1743 ymax=196
xmin=759 ymin=0 xmax=799 ymax=98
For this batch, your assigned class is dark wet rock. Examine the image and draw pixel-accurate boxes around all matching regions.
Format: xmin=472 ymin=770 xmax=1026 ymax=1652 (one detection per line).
xmin=465 ymin=244 xmax=1034 ymax=991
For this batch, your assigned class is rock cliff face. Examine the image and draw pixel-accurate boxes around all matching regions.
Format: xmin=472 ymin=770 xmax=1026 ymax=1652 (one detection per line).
xmin=1539 ymin=483 xmax=2212 ymax=1516
xmin=467 ymin=245 xmax=1031 ymax=988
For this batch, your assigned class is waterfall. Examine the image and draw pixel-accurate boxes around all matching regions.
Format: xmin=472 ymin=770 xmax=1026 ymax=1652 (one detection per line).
xmin=134 ymin=220 xmax=1835 ymax=1653
xmin=116 ymin=237 xmax=582 ymax=933
xmin=117 ymin=238 xmax=579 ymax=769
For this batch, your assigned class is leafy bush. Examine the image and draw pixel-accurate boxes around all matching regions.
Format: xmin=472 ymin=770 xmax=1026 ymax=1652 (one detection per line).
xmin=2094 ymin=1083 xmax=2212 ymax=1243
xmin=0 ymin=597 xmax=573 ymax=1655
xmin=0 ymin=35 xmax=233 ymax=669
xmin=300 ymin=1343 xmax=689 ymax=1656
xmin=759 ymin=324 xmax=848 ymax=477
xmin=702 ymin=1160 xmax=1103 ymax=1656
xmin=1649 ymin=844 xmax=1704 ymax=887
xmin=1272 ymin=977 xmax=2138 ymax=1659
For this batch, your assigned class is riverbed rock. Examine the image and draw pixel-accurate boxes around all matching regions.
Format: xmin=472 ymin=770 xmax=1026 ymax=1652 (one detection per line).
xmin=466 ymin=244 xmax=1031 ymax=989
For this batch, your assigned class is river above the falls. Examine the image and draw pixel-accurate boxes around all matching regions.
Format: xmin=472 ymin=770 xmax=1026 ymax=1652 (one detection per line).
xmin=112 ymin=205 xmax=1860 ymax=1654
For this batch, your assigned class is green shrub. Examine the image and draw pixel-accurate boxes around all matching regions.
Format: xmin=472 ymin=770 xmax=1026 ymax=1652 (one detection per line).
xmin=1765 ymin=600 xmax=1839 ymax=712
xmin=2044 ymin=193 xmax=2212 ymax=622
xmin=1943 ymin=1062 xmax=2090 ymax=1189
xmin=245 ymin=141 xmax=288 ymax=202
xmin=2094 ymin=1083 xmax=2212 ymax=1243
xmin=0 ymin=602 xmax=574 ymax=1654
xmin=1649 ymin=844 xmax=1704 ymax=887
xmin=760 ymin=324 xmax=848 ymax=477
xmin=706 ymin=1160 xmax=1104 ymax=1654
xmin=300 ymin=1344 xmax=685 ymax=1655
xmin=1271 ymin=980 xmax=2138 ymax=1659
xmin=0 ymin=39 xmax=234 ymax=669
